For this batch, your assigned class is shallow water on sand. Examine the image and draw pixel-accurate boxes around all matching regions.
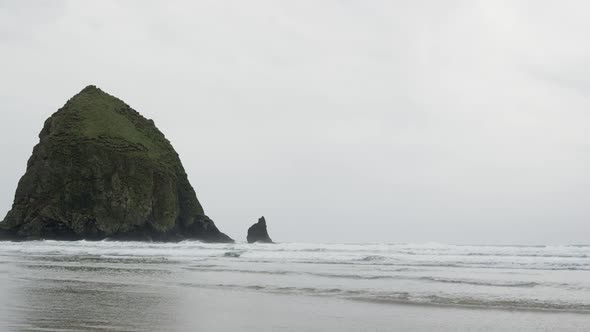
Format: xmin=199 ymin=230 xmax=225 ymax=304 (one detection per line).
xmin=1 ymin=241 xmax=590 ymax=331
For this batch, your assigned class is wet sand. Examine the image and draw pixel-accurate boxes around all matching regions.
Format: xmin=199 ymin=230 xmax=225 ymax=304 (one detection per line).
xmin=2 ymin=280 xmax=589 ymax=331
xmin=177 ymin=287 xmax=590 ymax=331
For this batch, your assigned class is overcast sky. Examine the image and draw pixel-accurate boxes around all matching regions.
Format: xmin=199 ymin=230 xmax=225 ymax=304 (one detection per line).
xmin=1 ymin=0 xmax=589 ymax=244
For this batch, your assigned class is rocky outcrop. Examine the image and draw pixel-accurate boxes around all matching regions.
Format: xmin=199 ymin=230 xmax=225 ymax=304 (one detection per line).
xmin=247 ymin=216 xmax=273 ymax=243
xmin=0 ymin=85 xmax=233 ymax=242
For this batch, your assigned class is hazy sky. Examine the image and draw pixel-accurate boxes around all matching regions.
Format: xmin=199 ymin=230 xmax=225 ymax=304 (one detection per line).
xmin=1 ymin=0 xmax=589 ymax=244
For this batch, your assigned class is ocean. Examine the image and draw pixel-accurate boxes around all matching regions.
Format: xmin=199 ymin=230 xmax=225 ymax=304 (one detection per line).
xmin=1 ymin=241 xmax=589 ymax=331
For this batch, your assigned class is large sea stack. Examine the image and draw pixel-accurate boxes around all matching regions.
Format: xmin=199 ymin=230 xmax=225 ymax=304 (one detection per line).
xmin=0 ymin=85 xmax=233 ymax=242
xmin=247 ymin=216 xmax=273 ymax=243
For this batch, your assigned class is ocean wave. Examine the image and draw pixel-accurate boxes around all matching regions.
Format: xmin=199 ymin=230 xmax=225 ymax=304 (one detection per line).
xmin=183 ymin=267 xmax=293 ymax=275
xmin=352 ymin=294 xmax=590 ymax=313
xmin=273 ymin=248 xmax=328 ymax=252
xmin=21 ymin=263 xmax=171 ymax=275
xmin=183 ymin=266 xmax=543 ymax=288
xmin=358 ymin=255 xmax=387 ymax=262
xmin=3 ymin=242 xmax=590 ymax=272
xmin=418 ymin=277 xmax=538 ymax=288
xmin=178 ymin=282 xmax=590 ymax=312
xmin=223 ymin=251 xmax=244 ymax=258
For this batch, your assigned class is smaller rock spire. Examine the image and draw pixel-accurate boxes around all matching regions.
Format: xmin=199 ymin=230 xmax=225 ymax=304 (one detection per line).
xmin=247 ymin=216 xmax=273 ymax=243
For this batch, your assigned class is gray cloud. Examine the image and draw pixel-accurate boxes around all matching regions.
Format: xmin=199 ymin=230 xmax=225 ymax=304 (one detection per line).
xmin=1 ymin=0 xmax=589 ymax=244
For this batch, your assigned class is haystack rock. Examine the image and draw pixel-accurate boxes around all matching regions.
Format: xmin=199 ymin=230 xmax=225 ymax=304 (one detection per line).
xmin=0 ymin=85 xmax=233 ymax=242
xmin=247 ymin=216 xmax=273 ymax=243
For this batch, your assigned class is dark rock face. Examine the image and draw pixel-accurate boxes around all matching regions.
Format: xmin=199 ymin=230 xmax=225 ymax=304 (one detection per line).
xmin=247 ymin=216 xmax=273 ymax=243
xmin=0 ymin=85 xmax=233 ymax=242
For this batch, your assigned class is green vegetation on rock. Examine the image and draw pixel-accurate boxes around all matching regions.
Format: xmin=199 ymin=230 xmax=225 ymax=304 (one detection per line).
xmin=0 ymin=85 xmax=233 ymax=242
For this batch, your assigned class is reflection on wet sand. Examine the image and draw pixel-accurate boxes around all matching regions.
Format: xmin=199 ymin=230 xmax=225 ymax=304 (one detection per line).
xmin=2 ymin=258 xmax=179 ymax=332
